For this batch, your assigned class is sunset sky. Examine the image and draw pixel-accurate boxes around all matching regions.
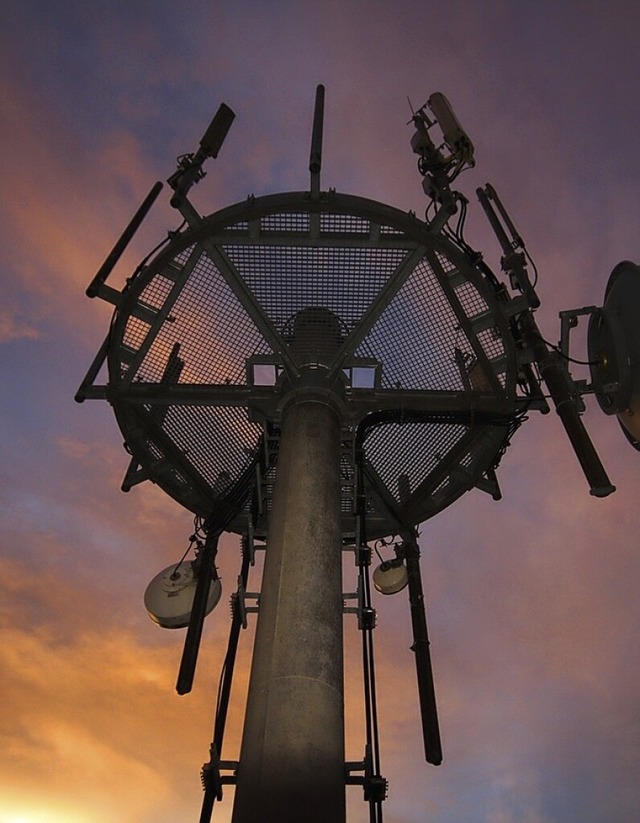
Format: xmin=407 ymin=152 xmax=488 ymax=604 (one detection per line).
xmin=2 ymin=2 xmax=640 ymax=821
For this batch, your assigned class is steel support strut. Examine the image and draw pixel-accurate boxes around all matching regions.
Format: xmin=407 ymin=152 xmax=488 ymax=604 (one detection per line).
xmin=232 ymin=391 xmax=346 ymax=822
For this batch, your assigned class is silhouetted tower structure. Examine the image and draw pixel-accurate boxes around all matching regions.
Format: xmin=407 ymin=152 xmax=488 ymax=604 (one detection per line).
xmin=77 ymin=87 xmax=636 ymax=821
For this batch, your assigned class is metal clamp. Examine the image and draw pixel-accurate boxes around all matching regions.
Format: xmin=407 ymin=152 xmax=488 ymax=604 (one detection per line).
xmin=201 ymin=744 xmax=238 ymax=801
xmin=345 ymin=746 xmax=388 ymax=803
xmin=231 ymin=576 xmax=260 ymax=629
xmin=343 ymin=577 xmax=376 ymax=630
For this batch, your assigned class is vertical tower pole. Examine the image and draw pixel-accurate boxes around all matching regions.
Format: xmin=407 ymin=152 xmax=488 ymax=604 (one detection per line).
xmin=309 ymin=83 xmax=325 ymax=198
xmin=232 ymin=389 xmax=346 ymax=822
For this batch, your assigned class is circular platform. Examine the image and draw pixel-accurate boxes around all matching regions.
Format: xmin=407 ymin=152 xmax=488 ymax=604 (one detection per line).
xmin=106 ymin=190 xmax=519 ymax=538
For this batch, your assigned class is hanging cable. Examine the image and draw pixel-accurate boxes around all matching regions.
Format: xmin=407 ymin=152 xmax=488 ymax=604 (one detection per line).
xmin=355 ymin=445 xmax=386 ymax=822
xmin=199 ymin=533 xmax=253 ymax=823
xmin=171 ymin=532 xmax=200 ymax=579
xmin=530 ymin=330 xmax=599 ymax=366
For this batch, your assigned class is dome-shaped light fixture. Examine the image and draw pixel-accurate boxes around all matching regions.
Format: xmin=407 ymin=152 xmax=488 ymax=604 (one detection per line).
xmin=373 ymin=557 xmax=409 ymax=595
xmin=144 ymin=562 xmax=222 ymax=629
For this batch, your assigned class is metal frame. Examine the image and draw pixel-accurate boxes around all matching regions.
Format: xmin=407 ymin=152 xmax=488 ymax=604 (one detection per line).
xmin=77 ymin=87 xmax=620 ymax=823
xmin=79 ymin=189 xmax=523 ymax=539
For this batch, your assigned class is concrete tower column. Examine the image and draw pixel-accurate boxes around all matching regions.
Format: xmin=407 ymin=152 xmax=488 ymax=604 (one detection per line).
xmin=232 ymin=390 xmax=345 ymax=822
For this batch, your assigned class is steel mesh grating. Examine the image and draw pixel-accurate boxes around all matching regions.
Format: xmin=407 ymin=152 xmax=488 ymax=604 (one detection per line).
xmin=454 ymin=279 xmax=492 ymax=318
xmin=225 ymin=243 xmax=410 ymax=334
xmin=108 ymin=192 xmax=518 ymax=533
xmin=146 ymin=404 xmax=262 ymax=489
xmin=139 ymin=274 xmax=174 ymax=311
xmin=355 ymin=257 xmax=467 ymax=390
xmin=320 ymin=213 xmax=369 ymax=233
xmin=262 ymin=212 xmax=310 ymax=232
xmin=123 ymin=315 xmax=151 ymax=352
xmin=144 ymin=436 xmax=190 ymax=485
xmin=364 ymin=421 xmax=468 ymax=504
xmin=134 ymin=247 xmax=274 ymax=385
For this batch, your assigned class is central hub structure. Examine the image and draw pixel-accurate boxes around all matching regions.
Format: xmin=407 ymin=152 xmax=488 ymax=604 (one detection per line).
xmin=289 ymin=306 xmax=345 ymax=366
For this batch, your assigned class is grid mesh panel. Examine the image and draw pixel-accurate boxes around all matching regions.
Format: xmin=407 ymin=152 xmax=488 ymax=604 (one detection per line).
xmin=431 ymin=432 xmax=493 ymax=497
xmin=139 ymin=434 xmax=194 ymax=495
xmin=123 ymin=315 xmax=151 ymax=352
xmin=139 ymin=274 xmax=174 ymax=311
xmin=364 ymin=421 xmax=468 ymax=503
xmin=475 ymin=326 xmax=501 ymax=357
xmin=147 ymin=404 xmax=262 ymax=489
xmin=454 ymin=279 xmax=492 ymax=318
xmin=225 ymin=243 xmax=410 ymax=334
xmin=134 ymin=246 xmax=273 ymax=385
xmin=174 ymin=243 xmax=197 ymax=266
xmin=320 ymin=213 xmax=369 ymax=233
xmin=262 ymin=213 xmax=309 ymax=232
xmin=110 ymin=195 xmax=516 ymax=531
xmin=435 ymin=249 xmax=457 ymax=274
xmin=356 ymin=258 xmax=465 ymax=390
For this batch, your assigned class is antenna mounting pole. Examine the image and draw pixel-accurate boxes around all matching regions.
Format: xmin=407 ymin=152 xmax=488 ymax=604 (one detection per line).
xmin=309 ymin=84 xmax=325 ymax=198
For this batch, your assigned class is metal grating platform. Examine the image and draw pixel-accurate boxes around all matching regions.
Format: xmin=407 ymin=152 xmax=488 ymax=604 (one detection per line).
xmin=107 ymin=190 xmax=520 ymax=538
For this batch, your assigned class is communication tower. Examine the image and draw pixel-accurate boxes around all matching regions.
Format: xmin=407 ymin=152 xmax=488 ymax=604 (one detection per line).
xmin=76 ymin=86 xmax=638 ymax=821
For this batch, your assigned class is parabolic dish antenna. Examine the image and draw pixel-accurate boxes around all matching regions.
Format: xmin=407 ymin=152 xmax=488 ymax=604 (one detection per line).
xmin=144 ymin=562 xmax=222 ymax=629
xmin=372 ymin=558 xmax=409 ymax=595
xmin=589 ymin=260 xmax=640 ymax=447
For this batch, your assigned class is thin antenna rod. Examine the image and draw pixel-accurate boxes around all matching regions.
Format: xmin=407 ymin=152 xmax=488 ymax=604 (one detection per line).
xmin=476 ymin=185 xmax=539 ymax=308
xmin=86 ymin=181 xmax=163 ymax=298
xmin=310 ymin=84 xmax=325 ymax=195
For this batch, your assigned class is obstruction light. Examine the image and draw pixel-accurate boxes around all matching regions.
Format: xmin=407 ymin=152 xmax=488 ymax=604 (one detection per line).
xmin=144 ymin=562 xmax=222 ymax=629
xmin=373 ymin=558 xmax=409 ymax=595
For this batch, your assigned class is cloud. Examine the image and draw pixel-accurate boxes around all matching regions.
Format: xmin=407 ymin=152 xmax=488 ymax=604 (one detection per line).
xmin=0 ymin=60 xmax=176 ymax=349
xmin=0 ymin=551 xmax=248 ymax=823
xmin=0 ymin=305 xmax=40 ymax=343
xmin=3 ymin=3 xmax=640 ymax=822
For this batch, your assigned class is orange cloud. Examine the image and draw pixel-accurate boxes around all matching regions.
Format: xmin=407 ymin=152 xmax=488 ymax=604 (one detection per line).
xmin=0 ymin=71 xmax=178 ymax=352
xmin=0 ymin=550 xmax=250 ymax=823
